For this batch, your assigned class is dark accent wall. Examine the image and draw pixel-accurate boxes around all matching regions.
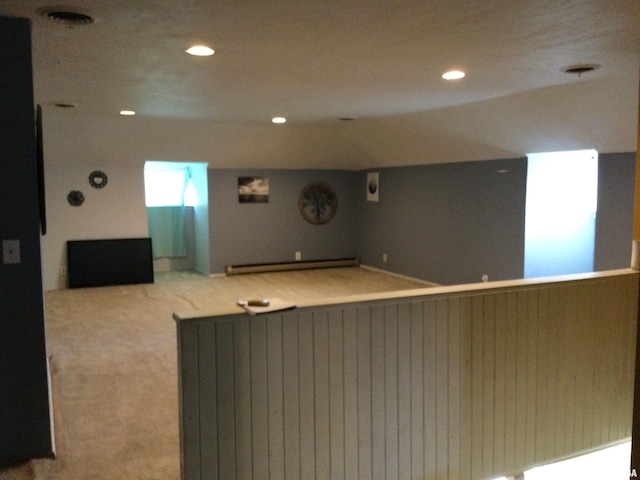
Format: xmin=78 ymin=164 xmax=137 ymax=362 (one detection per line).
xmin=208 ymin=169 xmax=359 ymax=273
xmin=0 ymin=16 xmax=52 ymax=461
xmin=357 ymin=158 xmax=529 ymax=285
xmin=595 ymin=152 xmax=636 ymax=271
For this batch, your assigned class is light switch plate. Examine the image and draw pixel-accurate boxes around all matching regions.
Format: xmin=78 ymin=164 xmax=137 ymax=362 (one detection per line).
xmin=2 ymin=239 xmax=20 ymax=264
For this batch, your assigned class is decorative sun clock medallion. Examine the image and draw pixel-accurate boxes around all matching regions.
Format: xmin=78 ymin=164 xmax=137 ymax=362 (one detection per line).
xmin=298 ymin=182 xmax=337 ymax=225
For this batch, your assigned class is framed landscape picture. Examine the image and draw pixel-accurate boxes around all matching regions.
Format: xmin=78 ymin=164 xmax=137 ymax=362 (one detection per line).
xmin=238 ymin=176 xmax=269 ymax=203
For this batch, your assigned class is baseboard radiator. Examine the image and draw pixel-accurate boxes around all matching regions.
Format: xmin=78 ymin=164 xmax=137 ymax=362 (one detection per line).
xmin=225 ymin=257 xmax=360 ymax=275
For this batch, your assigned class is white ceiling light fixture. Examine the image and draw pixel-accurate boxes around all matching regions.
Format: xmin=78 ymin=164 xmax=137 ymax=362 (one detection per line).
xmin=272 ymin=116 xmax=287 ymax=124
xmin=120 ymin=110 xmax=136 ymax=116
xmin=186 ymin=45 xmax=215 ymax=56
xmin=442 ymin=70 xmax=466 ymax=80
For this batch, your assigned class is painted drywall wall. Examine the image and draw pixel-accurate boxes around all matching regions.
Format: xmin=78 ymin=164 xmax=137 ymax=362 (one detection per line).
xmin=41 ymin=164 xmax=148 ymax=289
xmin=0 ymin=16 xmax=52 ymax=461
xmin=357 ymin=158 xmax=529 ymax=285
xmin=357 ymin=154 xmax=637 ymax=285
xmin=208 ymin=169 xmax=359 ymax=273
xmin=595 ymin=152 xmax=636 ymax=271
xmin=190 ymin=163 xmax=210 ymax=275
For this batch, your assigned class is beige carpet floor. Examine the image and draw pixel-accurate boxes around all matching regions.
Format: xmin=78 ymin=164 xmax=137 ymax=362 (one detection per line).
xmin=0 ymin=267 xmax=429 ymax=479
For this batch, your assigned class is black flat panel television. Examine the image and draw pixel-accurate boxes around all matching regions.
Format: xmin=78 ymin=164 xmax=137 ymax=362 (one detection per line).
xmin=67 ymin=238 xmax=154 ymax=288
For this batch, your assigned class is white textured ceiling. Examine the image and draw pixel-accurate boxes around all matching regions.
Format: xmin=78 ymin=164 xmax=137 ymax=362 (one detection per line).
xmin=1 ymin=0 xmax=639 ymax=169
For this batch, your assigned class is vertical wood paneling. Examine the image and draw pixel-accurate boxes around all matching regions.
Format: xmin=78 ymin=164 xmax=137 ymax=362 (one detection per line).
xmin=409 ymin=301 xmax=425 ymax=478
xmin=214 ymin=322 xmax=235 ymax=480
xmin=177 ymin=273 xmax=638 ymax=480
xmin=470 ymin=295 xmax=484 ymax=480
xmin=233 ymin=319 xmax=253 ymax=479
xmin=514 ymin=291 xmax=529 ymax=469
xmin=565 ymin=285 xmax=591 ymax=452
xmin=534 ymin=289 xmax=549 ymax=464
xmin=573 ymin=284 xmax=590 ymax=452
xmin=249 ymin=318 xmax=269 ymax=479
xmin=313 ymin=311 xmax=331 ymax=479
xmin=435 ymin=298 xmax=449 ymax=480
xmin=503 ymin=292 xmax=518 ymax=473
xmin=459 ymin=297 xmax=473 ymax=480
xmin=370 ymin=305 xmax=386 ymax=479
xmin=397 ymin=302 xmax=412 ymax=479
xmin=342 ymin=309 xmax=359 ymax=479
xmin=580 ymin=283 xmax=597 ymax=450
xmin=423 ymin=300 xmax=437 ymax=479
xmin=198 ymin=323 xmax=219 ymax=480
xmin=481 ymin=295 xmax=495 ymax=478
xmin=384 ymin=304 xmax=399 ymax=480
xmin=525 ymin=290 xmax=538 ymax=466
xmin=267 ymin=316 xmax=285 ymax=478
xmin=545 ymin=286 xmax=560 ymax=462
xmin=328 ymin=309 xmax=345 ymax=479
xmin=178 ymin=325 xmax=201 ymax=480
xmin=493 ymin=293 xmax=507 ymax=473
xmin=356 ymin=307 xmax=373 ymax=480
xmin=297 ymin=312 xmax=316 ymax=479
xmin=448 ymin=298 xmax=462 ymax=480
xmin=281 ymin=315 xmax=300 ymax=480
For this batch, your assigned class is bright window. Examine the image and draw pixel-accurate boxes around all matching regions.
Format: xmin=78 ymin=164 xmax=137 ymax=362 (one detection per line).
xmin=144 ymin=161 xmax=195 ymax=207
xmin=524 ymin=149 xmax=598 ymax=278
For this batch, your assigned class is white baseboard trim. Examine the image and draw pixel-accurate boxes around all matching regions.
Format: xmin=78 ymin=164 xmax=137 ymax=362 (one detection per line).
xmin=360 ymin=264 xmax=441 ymax=287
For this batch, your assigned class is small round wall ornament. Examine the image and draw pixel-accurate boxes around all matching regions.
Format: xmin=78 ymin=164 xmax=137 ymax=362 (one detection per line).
xmin=298 ymin=182 xmax=337 ymax=225
xmin=67 ymin=190 xmax=85 ymax=206
xmin=89 ymin=170 xmax=108 ymax=189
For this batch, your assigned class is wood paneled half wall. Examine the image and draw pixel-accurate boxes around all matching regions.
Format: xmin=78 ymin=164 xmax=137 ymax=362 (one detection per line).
xmin=174 ymin=269 xmax=638 ymax=480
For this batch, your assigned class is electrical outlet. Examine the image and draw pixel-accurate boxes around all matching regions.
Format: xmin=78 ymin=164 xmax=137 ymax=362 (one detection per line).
xmin=382 ymin=253 xmax=388 ymax=263
xmin=295 ymin=251 xmax=301 ymax=261
xmin=482 ymin=274 xmax=489 ymax=282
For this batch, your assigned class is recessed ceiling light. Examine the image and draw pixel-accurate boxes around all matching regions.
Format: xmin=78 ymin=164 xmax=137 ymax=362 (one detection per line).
xmin=272 ymin=117 xmax=287 ymax=124
xmin=120 ymin=110 xmax=136 ymax=116
xmin=442 ymin=70 xmax=465 ymax=80
xmin=186 ymin=45 xmax=215 ymax=56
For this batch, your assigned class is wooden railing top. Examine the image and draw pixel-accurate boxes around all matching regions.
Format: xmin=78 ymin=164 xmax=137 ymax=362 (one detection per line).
xmin=173 ymin=268 xmax=638 ymax=323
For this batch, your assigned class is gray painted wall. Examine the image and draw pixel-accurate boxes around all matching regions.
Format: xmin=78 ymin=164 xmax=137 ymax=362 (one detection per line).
xmin=595 ymin=152 xmax=636 ymax=271
xmin=357 ymin=158 xmax=528 ymax=285
xmin=0 ymin=16 xmax=52 ymax=461
xmin=208 ymin=169 xmax=359 ymax=273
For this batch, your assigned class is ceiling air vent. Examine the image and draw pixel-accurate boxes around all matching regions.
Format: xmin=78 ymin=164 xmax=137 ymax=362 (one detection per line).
xmin=37 ymin=6 xmax=95 ymax=26
xmin=53 ymin=102 xmax=77 ymax=109
xmin=561 ymin=64 xmax=600 ymax=76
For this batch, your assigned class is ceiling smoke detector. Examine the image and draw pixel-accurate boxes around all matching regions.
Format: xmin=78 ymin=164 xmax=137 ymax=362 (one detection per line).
xmin=37 ymin=6 xmax=95 ymax=26
xmin=561 ymin=64 xmax=601 ymax=76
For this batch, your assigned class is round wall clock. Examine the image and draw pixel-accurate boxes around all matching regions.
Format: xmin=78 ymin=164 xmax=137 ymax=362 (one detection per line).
xmin=89 ymin=170 xmax=108 ymax=188
xmin=67 ymin=190 xmax=85 ymax=206
xmin=298 ymin=182 xmax=337 ymax=225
